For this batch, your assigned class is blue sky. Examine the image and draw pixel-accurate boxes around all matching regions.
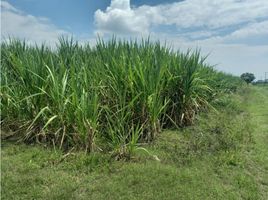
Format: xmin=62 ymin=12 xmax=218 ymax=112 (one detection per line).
xmin=1 ymin=0 xmax=268 ymax=79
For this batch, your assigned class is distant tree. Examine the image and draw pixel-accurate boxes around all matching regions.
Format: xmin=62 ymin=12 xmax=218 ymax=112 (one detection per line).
xmin=240 ymin=73 xmax=255 ymax=84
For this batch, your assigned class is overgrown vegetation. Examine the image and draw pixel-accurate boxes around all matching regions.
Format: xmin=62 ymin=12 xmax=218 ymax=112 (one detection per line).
xmin=1 ymin=38 xmax=242 ymax=157
xmin=151 ymin=87 xmax=253 ymax=166
xmin=2 ymin=86 xmax=267 ymax=200
xmin=2 ymin=38 xmax=266 ymax=199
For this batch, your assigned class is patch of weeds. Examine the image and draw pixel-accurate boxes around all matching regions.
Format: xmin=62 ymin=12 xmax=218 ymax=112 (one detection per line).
xmin=150 ymin=91 xmax=253 ymax=167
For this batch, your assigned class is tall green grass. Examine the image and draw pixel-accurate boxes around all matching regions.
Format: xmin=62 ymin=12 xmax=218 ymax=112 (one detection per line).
xmin=0 ymin=38 xmax=242 ymax=156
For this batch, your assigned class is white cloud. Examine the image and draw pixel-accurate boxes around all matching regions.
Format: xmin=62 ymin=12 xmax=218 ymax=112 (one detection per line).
xmin=110 ymin=0 xmax=131 ymax=10
xmin=94 ymin=0 xmax=268 ymax=37
xmin=161 ymin=0 xmax=268 ymax=29
xmin=1 ymin=1 xmax=70 ymax=44
xmin=94 ymin=0 xmax=150 ymax=36
xmin=190 ymin=20 xmax=268 ymax=46
xmin=228 ymin=20 xmax=268 ymax=39
xmin=1 ymin=1 xmax=20 ymax=13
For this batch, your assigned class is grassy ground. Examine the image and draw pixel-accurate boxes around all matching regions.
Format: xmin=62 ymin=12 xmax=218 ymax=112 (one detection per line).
xmin=1 ymin=86 xmax=268 ymax=200
xmin=245 ymin=85 xmax=268 ymax=197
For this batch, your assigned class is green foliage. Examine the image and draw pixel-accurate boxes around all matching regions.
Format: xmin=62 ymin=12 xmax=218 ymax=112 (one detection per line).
xmin=240 ymin=72 xmax=255 ymax=84
xmin=151 ymin=89 xmax=253 ymax=167
xmin=1 ymin=38 xmax=242 ymax=157
xmin=2 ymin=86 xmax=267 ymax=200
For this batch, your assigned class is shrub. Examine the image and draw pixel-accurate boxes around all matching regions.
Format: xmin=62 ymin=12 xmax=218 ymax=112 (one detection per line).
xmin=240 ymin=73 xmax=255 ymax=84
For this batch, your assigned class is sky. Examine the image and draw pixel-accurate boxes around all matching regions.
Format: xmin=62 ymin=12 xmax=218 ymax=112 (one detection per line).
xmin=1 ymin=0 xmax=268 ymax=80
